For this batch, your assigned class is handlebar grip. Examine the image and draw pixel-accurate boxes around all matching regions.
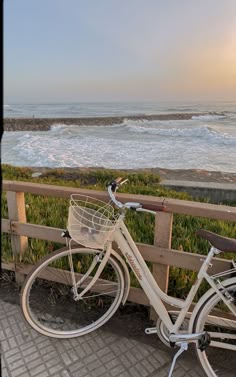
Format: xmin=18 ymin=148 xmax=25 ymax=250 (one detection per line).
xmin=107 ymin=177 xmax=124 ymax=192
xmin=115 ymin=177 xmax=123 ymax=184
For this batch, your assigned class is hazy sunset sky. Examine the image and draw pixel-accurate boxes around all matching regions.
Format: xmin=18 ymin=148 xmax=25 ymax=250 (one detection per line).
xmin=4 ymin=0 xmax=236 ymax=103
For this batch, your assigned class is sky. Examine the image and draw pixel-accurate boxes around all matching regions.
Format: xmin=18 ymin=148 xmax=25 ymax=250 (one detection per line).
xmin=4 ymin=0 xmax=236 ymax=103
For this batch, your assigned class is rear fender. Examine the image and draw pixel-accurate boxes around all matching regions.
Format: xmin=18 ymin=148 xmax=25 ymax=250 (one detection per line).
xmin=189 ymin=276 xmax=236 ymax=332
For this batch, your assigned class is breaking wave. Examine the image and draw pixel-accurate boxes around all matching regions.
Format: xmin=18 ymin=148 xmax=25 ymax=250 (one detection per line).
xmin=2 ymin=115 xmax=236 ymax=171
xmin=191 ymin=114 xmax=227 ymax=120
xmin=123 ymin=121 xmax=236 ymax=145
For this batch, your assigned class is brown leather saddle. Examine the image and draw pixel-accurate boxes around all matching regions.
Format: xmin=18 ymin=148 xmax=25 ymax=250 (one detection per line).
xmin=196 ymin=229 xmax=236 ymax=253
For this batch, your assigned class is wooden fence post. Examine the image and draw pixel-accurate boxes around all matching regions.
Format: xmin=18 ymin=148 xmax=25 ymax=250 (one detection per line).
xmin=7 ymin=191 xmax=28 ymax=284
xmin=150 ymin=211 xmax=173 ymax=322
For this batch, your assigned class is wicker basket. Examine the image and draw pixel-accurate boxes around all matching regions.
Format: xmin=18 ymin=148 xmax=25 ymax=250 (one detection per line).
xmin=67 ymin=194 xmax=121 ymax=248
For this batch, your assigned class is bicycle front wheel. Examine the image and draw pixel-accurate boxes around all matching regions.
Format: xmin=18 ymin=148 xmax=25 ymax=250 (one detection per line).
xmin=193 ymin=281 xmax=236 ymax=377
xmin=21 ymin=247 xmax=125 ymax=338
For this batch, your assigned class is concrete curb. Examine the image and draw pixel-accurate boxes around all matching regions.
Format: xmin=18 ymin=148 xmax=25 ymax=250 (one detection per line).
xmin=160 ymin=180 xmax=236 ymax=203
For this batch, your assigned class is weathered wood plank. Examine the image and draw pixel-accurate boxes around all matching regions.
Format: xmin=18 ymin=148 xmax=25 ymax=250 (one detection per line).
xmin=2 ymin=262 xmax=15 ymax=272
xmin=139 ymin=243 xmax=232 ymax=274
xmin=3 ymin=221 xmax=232 ymax=273
xmin=11 ymin=222 xmax=67 ymax=244
xmin=3 ymin=263 xmax=234 ymax=317
xmin=2 ymin=262 xmax=148 ymax=306
xmin=153 ymin=212 xmax=173 ymax=293
xmin=3 ymin=180 xmax=236 ymax=221
xmin=6 ymin=192 xmax=28 ymax=259
xmin=150 ymin=212 xmax=173 ymax=321
xmin=1 ymin=219 xmax=11 ymax=232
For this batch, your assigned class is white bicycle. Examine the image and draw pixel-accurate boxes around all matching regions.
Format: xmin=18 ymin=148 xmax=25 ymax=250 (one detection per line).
xmin=21 ymin=178 xmax=236 ymax=377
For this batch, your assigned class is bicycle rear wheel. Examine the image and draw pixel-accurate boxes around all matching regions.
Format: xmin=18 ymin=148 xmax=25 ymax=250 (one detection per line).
xmin=21 ymin=247 xmax=124 ymax=338
xmin=193 ymin=281 xmax=236 ymax=377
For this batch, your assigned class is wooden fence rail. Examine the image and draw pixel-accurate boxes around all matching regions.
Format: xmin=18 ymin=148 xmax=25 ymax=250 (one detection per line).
xmin=2 ymin=180 xmax=236 ymax=305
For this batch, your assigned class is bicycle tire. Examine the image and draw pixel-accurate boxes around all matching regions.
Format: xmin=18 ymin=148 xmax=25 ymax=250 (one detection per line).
xmin=21 ymin=247 xmax=125 ymax=338
xmin=193 ymin=281 xmax=236 ymax=377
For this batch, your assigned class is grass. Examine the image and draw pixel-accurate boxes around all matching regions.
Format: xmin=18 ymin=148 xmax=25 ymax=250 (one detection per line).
xmin=1 ymin=164 xmax=236 ymax=298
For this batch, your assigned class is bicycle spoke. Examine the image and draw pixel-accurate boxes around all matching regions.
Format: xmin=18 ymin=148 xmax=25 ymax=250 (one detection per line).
xmin=21 ymin=248 xmax=124 ymax=337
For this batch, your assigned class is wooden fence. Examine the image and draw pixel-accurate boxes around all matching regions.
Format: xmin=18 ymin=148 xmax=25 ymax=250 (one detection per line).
xmin=2 ymin=180 xmax=236 ymax=307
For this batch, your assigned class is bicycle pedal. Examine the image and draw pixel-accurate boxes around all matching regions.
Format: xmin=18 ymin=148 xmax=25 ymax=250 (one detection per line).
xmin=198 ymin=332 xmax=211 ymax=351
xmin=145 ymin=327 xmax=157 ymax=334
xmin=169 ymin=331 xmax=207 ymax=344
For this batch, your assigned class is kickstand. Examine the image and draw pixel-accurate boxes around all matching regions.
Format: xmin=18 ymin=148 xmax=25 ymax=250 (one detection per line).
xmin=168 ymin=343 xmax=188 ymax=377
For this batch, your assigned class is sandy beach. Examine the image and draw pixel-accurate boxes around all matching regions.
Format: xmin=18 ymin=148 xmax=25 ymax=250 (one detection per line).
xmin=3 ymin=113 xmax=209 ymax=131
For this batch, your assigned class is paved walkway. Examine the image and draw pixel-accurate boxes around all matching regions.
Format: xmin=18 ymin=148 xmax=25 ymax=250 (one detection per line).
xmin=0 ymin=298 xmax=207 ymax=377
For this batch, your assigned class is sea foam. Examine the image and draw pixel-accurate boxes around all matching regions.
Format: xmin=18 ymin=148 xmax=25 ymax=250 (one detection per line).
xmin=2 ymin=116 xmax=236 ymax=171
xmin=191 ymin=114 xmax=226 ymax=120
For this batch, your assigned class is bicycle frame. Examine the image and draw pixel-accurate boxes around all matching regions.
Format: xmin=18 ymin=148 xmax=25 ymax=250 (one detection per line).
xmin=111 ymin=220 xmax=236 ymax=335
xmin=21 ymin=181 xmax=236 ymax=377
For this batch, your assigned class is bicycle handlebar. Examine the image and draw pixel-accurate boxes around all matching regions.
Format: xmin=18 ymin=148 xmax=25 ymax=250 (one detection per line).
xmin=107 ymin=178 xmax=167 ymax=213
xmin=107 ymin=184 xmax=125 ymax=209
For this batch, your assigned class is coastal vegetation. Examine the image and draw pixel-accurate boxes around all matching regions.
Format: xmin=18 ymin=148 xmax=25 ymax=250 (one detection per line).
xmin=2 ymin=164 xmax=236 ymax=298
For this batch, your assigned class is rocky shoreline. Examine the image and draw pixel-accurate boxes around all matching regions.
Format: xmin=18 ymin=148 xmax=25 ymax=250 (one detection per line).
xmin=3 ymin=113 xmax=209 ymax=131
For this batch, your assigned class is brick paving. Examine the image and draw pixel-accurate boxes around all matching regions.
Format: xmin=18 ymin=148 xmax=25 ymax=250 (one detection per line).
xmin=0 ymin=299 xmax=207 ymax=377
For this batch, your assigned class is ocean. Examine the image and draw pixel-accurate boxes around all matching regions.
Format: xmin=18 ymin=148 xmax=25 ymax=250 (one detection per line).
xmin=3 ymin=101 xmax=236 ymax=172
